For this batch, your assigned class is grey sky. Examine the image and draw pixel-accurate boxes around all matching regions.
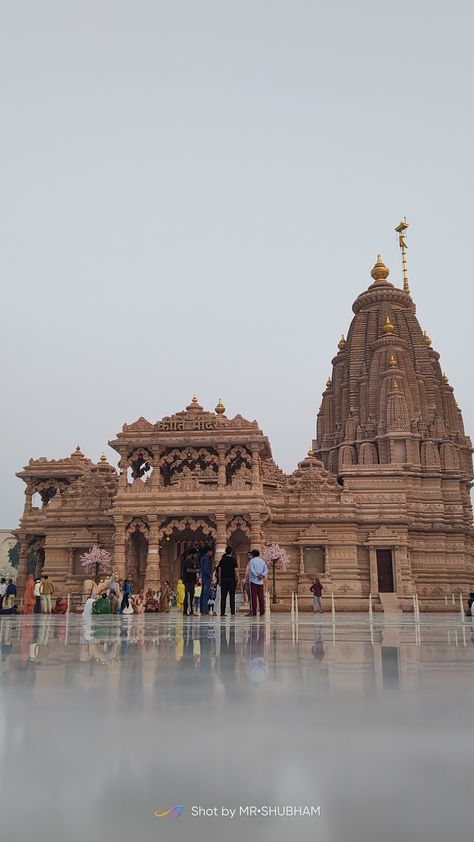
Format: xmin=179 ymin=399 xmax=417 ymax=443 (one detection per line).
xmin=1 ymin=0 xmax=472 ymax=528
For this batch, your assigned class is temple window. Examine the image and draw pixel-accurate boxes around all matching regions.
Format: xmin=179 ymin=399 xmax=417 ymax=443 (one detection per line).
xmin=303 ymin=546 xmax=325 ymax=575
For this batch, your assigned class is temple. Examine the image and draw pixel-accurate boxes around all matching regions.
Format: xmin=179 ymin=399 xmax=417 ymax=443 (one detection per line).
xmin=14 ymin=243 xmax=474 ymax=610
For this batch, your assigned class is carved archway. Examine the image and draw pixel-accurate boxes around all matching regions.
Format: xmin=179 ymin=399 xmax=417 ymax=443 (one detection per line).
xmin=158 ymin=518 xmax=217 ymax=540
xmin=226 ymin=516 xmax=251 ymax=539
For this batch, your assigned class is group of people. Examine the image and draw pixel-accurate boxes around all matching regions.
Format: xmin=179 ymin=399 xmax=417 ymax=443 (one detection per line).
xmin=82 ymin=576 xmax=172 ymax=618
xmin=0 ymin=574 xmax=61 ymax=615
xmin=178 ymin=546 xmax=269 ymax=617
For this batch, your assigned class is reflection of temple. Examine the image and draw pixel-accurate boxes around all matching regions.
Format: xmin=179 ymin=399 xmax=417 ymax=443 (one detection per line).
xmin=15 ymin=253 xmax=473 ymax=610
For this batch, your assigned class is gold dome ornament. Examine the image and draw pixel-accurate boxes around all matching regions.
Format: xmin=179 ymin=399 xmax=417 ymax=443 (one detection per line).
xmin=326 ymin=377 xmax=332 ymax=388
xmin=382 ymin=315 xmax=395 ymax=335
xmin=370 ymin=255 xmax=390 ymax=284
xmin=392 ymin=379 xmax=400 ymax=391
xmin=338 ymin=335 xmax=347 ymax=351
xmin=307 ymin=448 xmax=314 ymax=458
xmin=100 ymin=453 xmax=108 ymax=463
xmin=442 ymin=373 xmax=449 ymax=384
xmin=423 ymin=330 xmax=432 ymax=347
xmin=215 ymin=398 xmax=225 ymax=415
xmin=388 ymin=354 xmax=397 ymax=368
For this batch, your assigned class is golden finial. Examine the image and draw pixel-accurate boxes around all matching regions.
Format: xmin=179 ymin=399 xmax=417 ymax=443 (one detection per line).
xmin=370 ymin=255 xmax=390 ymax=284
xmin=100 ymin=453 xmax=107 ymax=463
xmin=307 ymin=448 xmax=314 ymax=458
xmin=215 ymin=398 xmax=225 ymax=415
xmin=392 ymin=379 xmax=400 ymax=391
xmin=382 ymin=315 xmax=395 ymax=335
xmin=423 ymin=330 xmax=432 ymax=347
xmin=442 ymin=373 xmax=449 ymax=384
xmin=388 ymin=354 xmax=397 ymax=368
xmin=191 ymin=395 xmax=198 ymax=404
xmin=338 ymin=335 xmax=347 ymax=351
xmin=76 ymin=445 xmax=81 ymax=452
xmin=395 ymin=219 xmax=410 ymax=295
xmin=326 ymin=377 xmax=332 ymax=388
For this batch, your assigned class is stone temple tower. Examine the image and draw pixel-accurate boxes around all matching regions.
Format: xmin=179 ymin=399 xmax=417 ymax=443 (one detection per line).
xmin=314 ymin=244 xmax=473 ymax=599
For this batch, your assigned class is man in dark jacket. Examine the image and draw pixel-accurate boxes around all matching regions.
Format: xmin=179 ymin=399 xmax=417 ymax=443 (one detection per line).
xmin=216 ymin=547 xmax=239 ymax=616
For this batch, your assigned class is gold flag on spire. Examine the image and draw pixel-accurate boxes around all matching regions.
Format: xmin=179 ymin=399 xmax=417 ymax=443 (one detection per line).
xmin=395 ymin=218 xmax=410 ymax=296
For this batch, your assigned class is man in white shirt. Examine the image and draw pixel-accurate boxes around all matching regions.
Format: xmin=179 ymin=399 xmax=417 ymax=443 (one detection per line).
xmin=0 ymin=578 xmax=7 ymax=610
xmin=249 ymin=550 xmax=268 ymax=617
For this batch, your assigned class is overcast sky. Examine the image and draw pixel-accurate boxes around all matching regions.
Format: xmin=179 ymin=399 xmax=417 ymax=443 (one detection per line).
xmin=1 ymin=0 xmax=472 ymax=528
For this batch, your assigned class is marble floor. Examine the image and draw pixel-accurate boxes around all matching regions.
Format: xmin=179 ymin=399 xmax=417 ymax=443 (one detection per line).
xmin=0 ymin=611 xmax=473 ymax=842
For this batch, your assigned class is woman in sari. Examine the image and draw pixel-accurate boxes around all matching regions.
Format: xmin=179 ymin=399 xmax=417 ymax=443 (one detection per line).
xmin=22 ymin=574 xmax=35 ymax=614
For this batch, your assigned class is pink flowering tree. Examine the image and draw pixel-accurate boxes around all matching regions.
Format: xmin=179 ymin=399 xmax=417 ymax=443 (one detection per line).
xmin=80 ymin=546 xmax=112 ymax=583
xmin=262 ymin=543 xmax=290 ymax=604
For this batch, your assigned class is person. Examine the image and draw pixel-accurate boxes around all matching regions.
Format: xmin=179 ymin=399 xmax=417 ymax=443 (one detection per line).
xmin=208 ymin=577 xmax=217 ymax=615
xmin=249 ymin=549 xmax=268 ymax=617
xmin=34 ymin=579 xmax=42 ymax=613
xmin=109 ymin=591 xmax=120 ymax=614
xmin=0 ymin=578 xmax=7 ymax=610
xmin=193 ymin=579 xmax=202 ymax=614
xmin=160 ymin=580 xmax=170 ymax=613
xmin=82 ymin=595 xmax=95 ymax=619
xmin=121 ymin=578 xmax=132 ymax=612
xmin=144 ymin=589 xmax=160 ymax=612
xmin=176 ymin=578 xmax=185 ymax=613
xmin=23 ymin=574 xmax=36 ymax=614
xmin=199 ymin=546 xmax=213 ymax=615
xmin=40 ymin=575 xmax=54 ymax=614
xmin=93 ymin=594 xmax=112 ymax=614
xmin=52 ymin=597 xmax=68 ymax=614
xmin=217 ymin=546 xmax=239 ymax=616
xmin=243 ymin=552 xmax=252 ymax=604
xmin=310 ymin=578 xmax=323 ymax=613
xmin=5 ymin=579 xmax=17 ymax=610
xmin=466 ymin=592 xmax=474 ymax=617
xmin=183 ymin=552 xmax=199 ymax=615
xmin=108 ymin=575 xmax=119 ymax=598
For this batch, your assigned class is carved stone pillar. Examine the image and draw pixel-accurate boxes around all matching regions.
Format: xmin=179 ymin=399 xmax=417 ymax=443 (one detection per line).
xmin=118 ymin=459 xmax=128 ymax=490
xmin=299 ymin=546 xmax=305 ymax=575
xmin=113 ymin=519 xmax=127 ymax=580
xmin=250 ymin=512 xmax=262 ymax=553
xmin=369 ymin=547 xmax=379 ymax=595
xmin=25 ymin=483 xmax=33 ymax=514
xmin=17 ymin=540 xmax=29 ymax=589
xmin=215 ymin=513 xmax=227 ymax=563
xmin=145 ymin=515 xmax=161 ymax=590
xmin=251 ymin=446 xmax=261 ymax=489
xmin=217 ymin=446 xmax=227 ymax=487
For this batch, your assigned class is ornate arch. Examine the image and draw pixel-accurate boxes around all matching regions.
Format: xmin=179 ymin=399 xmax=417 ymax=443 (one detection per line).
xmin=158 ymin=518 xmax=217 ymax=540
xmin=226 ymin=516 xmax=251 ymax=539
xmin=125 ymin=517 xmax=150 ymax=539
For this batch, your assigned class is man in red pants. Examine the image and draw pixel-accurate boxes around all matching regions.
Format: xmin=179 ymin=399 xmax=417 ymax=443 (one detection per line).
xmin=249 ymin=549 xmax=268 ymax=616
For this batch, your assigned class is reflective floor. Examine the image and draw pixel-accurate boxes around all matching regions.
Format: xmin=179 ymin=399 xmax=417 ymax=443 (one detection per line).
xmin=0 ymin=611 xmax=473 ymax=842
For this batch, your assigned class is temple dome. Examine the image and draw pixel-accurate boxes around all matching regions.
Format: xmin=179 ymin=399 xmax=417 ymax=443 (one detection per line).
xmin=314 ymin=258 xmax=472 ymax=478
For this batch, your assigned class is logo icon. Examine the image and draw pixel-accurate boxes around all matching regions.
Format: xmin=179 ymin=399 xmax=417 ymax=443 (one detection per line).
xmin=154 ymin=806 xmax=185 ymax=819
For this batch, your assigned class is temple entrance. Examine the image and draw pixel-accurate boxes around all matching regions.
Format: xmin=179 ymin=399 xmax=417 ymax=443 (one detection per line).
xmin=159 ymin=523 xmax=216 ymax=590
xmin=377 ymin=549 xmax=394 ymax=592
xmin=129 ymin=531 xmax=149 ymax=592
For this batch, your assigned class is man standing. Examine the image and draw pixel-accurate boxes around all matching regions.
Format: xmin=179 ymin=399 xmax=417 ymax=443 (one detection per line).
xmin=40 ymin=575 xmax=55 ymax=614
xmin=5 ymin=579 xmax=17 ymax=610
xmin=217 ymin=546 xmax=239 ymax=616
xmin=310 ymin=578 xmax=323 ymax=613
xmin=183 ymin=552 xmax=199 ymax=615
xmin=34 ymin=578 xmax=42 ymax=613
xmin=199 ymin=546 xmax=212 ymax=615
xmin=249 ymin=549 xmax=268 ymax=617
xmin=0 ymin=578 xmax=7 ymax=610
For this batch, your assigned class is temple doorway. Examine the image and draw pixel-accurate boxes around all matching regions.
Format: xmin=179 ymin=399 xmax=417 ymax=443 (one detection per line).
xmin=377 ymin=549 xmax=394 ymax=592
xmin=128 ymin=531 xmax=149 ymax=592
xmin=159 ymin=523 xmax=216 ymax=590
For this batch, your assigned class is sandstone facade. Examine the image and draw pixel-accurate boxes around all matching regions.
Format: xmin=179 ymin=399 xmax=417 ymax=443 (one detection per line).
xmin=15 ymin=257 xmax=473 ymax=610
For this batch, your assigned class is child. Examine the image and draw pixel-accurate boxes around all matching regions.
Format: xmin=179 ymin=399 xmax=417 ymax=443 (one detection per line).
xmin=208 ymin=578 xmax=217 ymax=615
xmin=176 ymin=578 xmax=185 ymax=613
xmin=194 ymin=579 xmax=202 ymax=614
